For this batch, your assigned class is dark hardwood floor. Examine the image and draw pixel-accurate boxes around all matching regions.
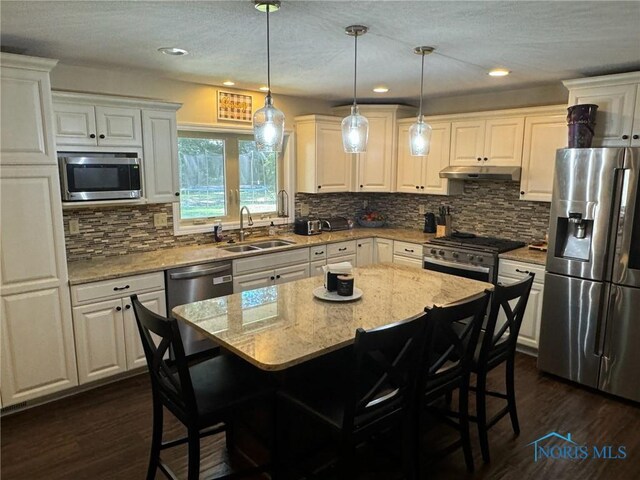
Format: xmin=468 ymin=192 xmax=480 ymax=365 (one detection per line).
xmin=1 ymin=353 xmax=639 ymax=479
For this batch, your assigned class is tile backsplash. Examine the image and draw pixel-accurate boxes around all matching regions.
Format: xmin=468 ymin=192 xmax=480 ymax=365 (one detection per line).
xmin=65 ymin=181 xmax=549 ymax=262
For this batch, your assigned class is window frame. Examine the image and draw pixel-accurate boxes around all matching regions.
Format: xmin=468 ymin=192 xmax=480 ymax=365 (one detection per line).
xmin=172 ymin=124 xmax=294 ymax=236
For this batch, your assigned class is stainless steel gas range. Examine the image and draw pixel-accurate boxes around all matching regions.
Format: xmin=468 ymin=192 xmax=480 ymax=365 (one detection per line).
xmin=423 ymin=235 xmax=526 ymax=284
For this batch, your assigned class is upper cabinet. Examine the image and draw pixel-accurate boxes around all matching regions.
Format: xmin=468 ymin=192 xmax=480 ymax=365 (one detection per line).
xmin=142 ymin=109 xmax=180 ymax=203
xmin=295 ymin=115 xmax=352 ymax=193
xmin=450 ymin=115 xmax=524 ymax=166
xmin=564 ymin=72 xmax=640 ymax=147
xmin=396 ymin=119 xmax=462 ymax=195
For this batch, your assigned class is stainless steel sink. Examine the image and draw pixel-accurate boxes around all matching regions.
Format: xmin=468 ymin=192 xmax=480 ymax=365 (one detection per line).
xmin=218 ymin=245 xmax=261 ymax=253
xmin=250 ymin=240 xmax=297 ymax=249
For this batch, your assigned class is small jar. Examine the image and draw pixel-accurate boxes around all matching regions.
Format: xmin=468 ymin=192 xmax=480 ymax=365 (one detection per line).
xmin=336 ymin=274 xmax=354 ymax=296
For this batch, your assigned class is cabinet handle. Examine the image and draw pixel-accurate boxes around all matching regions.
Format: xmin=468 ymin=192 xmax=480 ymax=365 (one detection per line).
xmin=276 ymin=274 xmax=281 ymax=279
xmin=483 ymin=157 xmax=488 ymax=161
xmin=360 ymin=185 xmax=364 ymax=189
xmin=477 ymin=157 xmax=482 ymax=161
xmin=358 ymin=244 xmax=362 ymax=247
xmin=125 ymin=304 xmax=131 ymax=310
xmin=404 ymin=248 xmax=414 ymax=253
xmin=515 ymin=268 xmax=531 ymax=274
xmin=89 ymin=134 xmax=96 ymax=139
xmin=99 ymin=134 xmax=106 ymax=139
xmin=420 ymin=186 xmax=425 ymax=190
xmin=270 ymin=276 xmax=275 ymax=280
xmin=633 ymin=135 xmax=639 ymax=140
xmin=116 ymin=306 xmax=122 ymax=311
xmin=622 ymin=135 xmax=629 ymax=140
xmin=113 ymin=285 xmax=130 ymax=291
xmin=520 ymin=191 xmax=525 ymax=195
xmin=315 ymin=251 xmax=324 ymax=255
xmin=317 ymin=185 xmax=322 ymax=189
xmin=338 ymin=247 xmax=347 ymax=251
xmin=415 ymin=185 xmax=419 ymax=189
xmin=175 ymin=192 xmax=180 ymax=197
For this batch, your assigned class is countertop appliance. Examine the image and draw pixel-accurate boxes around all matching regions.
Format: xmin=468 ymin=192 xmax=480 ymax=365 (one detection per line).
xmin=538 ymin=147 xmax=640 ymax=403
xmin=320 ymin=216 xmax=351 ymax=231
xmin=294 ymin=217 xmax=322 ymax=235
xmin=58 ymin=152 xmax=142 ymax=201
xmin=166 ymin=260 xmax=233 ymax=357
xmin=423 ymin=234 xmax=525 ymax=284
xmin=424 ymin=213 xmax=436 ymax=233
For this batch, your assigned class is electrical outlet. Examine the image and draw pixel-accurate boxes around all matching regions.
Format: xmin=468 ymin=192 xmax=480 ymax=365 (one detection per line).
xmin=363 ymin=200 xmax=368 ymax=209
xmin=154 ymin=213 xmax=168 ymax=228
xmin=300 ymin=203 xmax=309 ymax=216
xmin=418 ymin=205 xmax=426 ymax=215
xmin=69 ymin=219 xmax=80 ymax=235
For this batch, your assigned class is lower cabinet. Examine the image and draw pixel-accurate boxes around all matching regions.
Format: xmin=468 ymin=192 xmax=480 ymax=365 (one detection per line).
xmin=497 ymin=259 xmax=546 ymax=352
xmin=356 ymin=238 xmax=374 ymax=267
xmin=392 ymin=241 xmax=424 ymax=268
xmin=233 ymin=263 xmax=310 ymax=293
xmin=70 ymin=272 xmax=166 ymax=384
xmin=374 ymin=238 xmax=394 ymax=263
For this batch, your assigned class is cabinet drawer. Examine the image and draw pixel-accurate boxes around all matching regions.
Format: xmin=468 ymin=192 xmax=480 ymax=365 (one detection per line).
xmin=329 ymin=254 xmax=357 ymax=266
xmin=309 ymin=245 xmax=327 ymax=261
xmin=233 ymin=248 xmax=309 ymax=275
xmin=393 ymin=241 xmax=422 ymax=259
xmin=327 ymin=241 xmax=356 ymax=258
xmin=498 ymin=259 xmax=545 ymax=283
xmin=71 ymin=272 xmax=165 ymax=306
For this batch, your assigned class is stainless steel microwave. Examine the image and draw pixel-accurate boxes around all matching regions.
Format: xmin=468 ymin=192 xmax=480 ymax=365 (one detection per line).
xmin=58 ymin=153 xmax=142 ymax=201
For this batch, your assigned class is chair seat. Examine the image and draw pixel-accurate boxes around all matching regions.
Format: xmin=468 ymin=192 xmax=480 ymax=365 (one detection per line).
xmin=190 ymin=354 xmax=273 ymax=425
xmin=470 ymin=331 xmax=509 ymax=371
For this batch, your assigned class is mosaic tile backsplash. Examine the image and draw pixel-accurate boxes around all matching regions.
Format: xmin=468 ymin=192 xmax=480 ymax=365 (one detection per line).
xmin=64 ymin=181 xmax=549 ymax=262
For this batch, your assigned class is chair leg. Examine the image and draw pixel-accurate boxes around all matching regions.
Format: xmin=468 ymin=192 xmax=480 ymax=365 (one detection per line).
xmin=458 ymin=384 xmax=474 ymax=473
xmin=187 ymin=427 xmax=201 ymax=480
xmin=147 ymin=398 xmax=163 ymax=480
xmin=476 ymin=372 xmax=491 ymax=464
xmin=506 ymin=357 xmax=520 ymax=435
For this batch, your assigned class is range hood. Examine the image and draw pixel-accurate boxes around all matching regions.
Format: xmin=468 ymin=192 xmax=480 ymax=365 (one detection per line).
xmin=439 ymin=165 xmax=522 ymax=181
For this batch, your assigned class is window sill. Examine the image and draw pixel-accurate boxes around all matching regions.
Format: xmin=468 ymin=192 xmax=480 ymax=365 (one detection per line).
xmin=172 ymin=215 xmax=291 ymax=236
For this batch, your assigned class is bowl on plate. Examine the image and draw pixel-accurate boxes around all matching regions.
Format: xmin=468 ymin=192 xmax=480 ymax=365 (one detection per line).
xmin=356 ymin=218 xmax=386 ymax=228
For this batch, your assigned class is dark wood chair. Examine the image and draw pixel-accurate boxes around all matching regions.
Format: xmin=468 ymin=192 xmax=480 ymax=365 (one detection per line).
xmin=470 ymin=273 xmax=535 ymax=463
xmin=416 ymin=291 xmax=491 ymax=474
xmin=276 ymin=313 xmax=428 ymax=480
xmin=130 ymin=294 xmax=274 ymax=480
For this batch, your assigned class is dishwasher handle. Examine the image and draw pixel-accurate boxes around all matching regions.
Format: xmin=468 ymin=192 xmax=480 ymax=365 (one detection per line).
xmin=169 ymin=264 xmax=231 ymax=280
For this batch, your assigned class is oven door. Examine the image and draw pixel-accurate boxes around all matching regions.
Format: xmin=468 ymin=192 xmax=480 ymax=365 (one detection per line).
xmin=423 ymin=256 xmax=493 ymax=283
xmin=60 ymin=155 xmax=142 ymax=201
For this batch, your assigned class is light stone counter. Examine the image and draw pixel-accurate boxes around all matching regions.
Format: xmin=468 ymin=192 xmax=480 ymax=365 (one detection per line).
xmin=499 ymin=246 xmax=547 ymax=266
xmin=172 ymin=264 xmax=493 ymax=371
xmin=67 ymin=228 xmax=437 ymax=285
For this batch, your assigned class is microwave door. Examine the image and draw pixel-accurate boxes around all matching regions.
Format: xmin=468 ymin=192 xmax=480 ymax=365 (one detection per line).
xmin=62 ymin=156 xmax=141 ymax=201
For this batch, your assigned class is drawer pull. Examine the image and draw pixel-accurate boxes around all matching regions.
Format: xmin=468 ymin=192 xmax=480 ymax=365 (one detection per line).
xmin=113 ymin=285 xmax=130 ymax=291
xmin=116 ymin=306 xmax=122 ymax=312
xmin=338 ymin=247 xmax=347 ymax=251
xmin=125 ymin=304 xmax=131 ymax=310
xmin=515 ymin=268 xmax=531 ymax=274
xmin=315 ymin=251 xmax=324 ymax=255
xmin=404 ymin=248 xmax=414 ymax=253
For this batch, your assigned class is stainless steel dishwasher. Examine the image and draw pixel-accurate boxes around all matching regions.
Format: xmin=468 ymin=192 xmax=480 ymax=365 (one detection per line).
xmin=166 ymin=260 xmax=233 ymax=357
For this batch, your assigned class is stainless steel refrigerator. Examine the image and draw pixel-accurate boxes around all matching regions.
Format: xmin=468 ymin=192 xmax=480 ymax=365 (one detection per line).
xmin=538 ymin=147 xmax=640 ymax=403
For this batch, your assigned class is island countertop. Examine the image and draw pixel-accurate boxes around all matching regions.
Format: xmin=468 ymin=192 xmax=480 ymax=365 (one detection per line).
xmin=172 ymin=264 xmax=493 ymax=371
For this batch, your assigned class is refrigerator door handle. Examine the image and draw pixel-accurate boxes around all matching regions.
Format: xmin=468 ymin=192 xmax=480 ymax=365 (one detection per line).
xmin=601 ymin=285 xmax=620 ymax=359
xmin=594 ymin=283 xmax=612 ymax=357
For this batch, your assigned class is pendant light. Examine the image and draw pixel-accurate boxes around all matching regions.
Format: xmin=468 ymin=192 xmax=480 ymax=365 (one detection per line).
xmin=253 ymin=1 xmax=284 ymax=152
xmin=341 ymin=25 xmax=369 ymax=153
xmin=409 ymin=46 xmax=434 ymax=156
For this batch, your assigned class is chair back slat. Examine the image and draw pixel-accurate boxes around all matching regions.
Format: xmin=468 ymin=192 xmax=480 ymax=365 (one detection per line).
xmin=343 ymin=313 xmax=427 ymax=433
xmin=131 ymin=294 xmax=198 ymax=417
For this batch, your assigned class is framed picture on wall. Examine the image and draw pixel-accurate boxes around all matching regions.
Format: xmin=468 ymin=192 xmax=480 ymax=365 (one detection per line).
xmin=217 ymin=91 xmax=253 ymax=123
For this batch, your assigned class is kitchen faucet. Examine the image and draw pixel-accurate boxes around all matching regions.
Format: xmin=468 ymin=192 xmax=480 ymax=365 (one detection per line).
xmin=239 ymin=206 xmax=253 ymax=242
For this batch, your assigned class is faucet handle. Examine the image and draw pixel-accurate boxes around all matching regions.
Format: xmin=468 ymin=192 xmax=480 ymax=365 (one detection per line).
xmin=248 ymin=215 xmax=254 ymax=226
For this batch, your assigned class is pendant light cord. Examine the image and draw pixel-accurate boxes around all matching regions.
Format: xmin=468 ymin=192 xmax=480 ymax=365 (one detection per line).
xmin=353 ymin=32 xmax=358 ymax=107
xmin=418 ymin=50 xmax=425 ymax=117
xmin=266 ymin=4 xmax=272 ymax=97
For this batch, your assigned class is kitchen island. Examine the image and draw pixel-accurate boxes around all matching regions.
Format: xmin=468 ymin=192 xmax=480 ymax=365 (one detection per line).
xmin=172 ymin=264 xmax=493 ymax=371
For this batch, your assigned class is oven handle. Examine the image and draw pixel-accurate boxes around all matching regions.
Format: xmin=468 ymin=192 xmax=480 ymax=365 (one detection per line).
xmin=423 ymin=256 xmax=491 ymax=274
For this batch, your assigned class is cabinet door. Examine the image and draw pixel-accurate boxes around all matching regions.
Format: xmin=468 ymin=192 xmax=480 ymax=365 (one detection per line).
xmin=357 ymin=112 xmax=394 ymax=192
xmin=142 ymin=109 xmax=179 ymax=203
xmin=450 ymin=120 xmax=485 ymax=166
xmin=520 ymin=113 xmax=567 ymax=202
xmin=395 ymin=123 xmax=423 ymax=193
xmin=233 ymin=270 xmax=274 ymax=293
xmin=328 ymin=254 xmax=357 ymax=266
xmin=568 ymin=84 xmax=636 ymax=146
xmin=73 ymin=299 xmax=127 ymax=384
xmin=484 ymin=117 xmax=524 ymax=166
xmin=374 ymin=239 xmax=394 ymax=264
xmin=316 ymin=121 xmax=352 ymax=193
xmin=393 ymin=255 xmax=424 ymax=269
xmin=423 ymin=122 xmax=453 ymax=194
xmin=0 ymin=66 xmax=56 ymax=165
xmin=310 ymin=260 xmax=326 ymax=277
xmin=52 ymin=103 xmax=97 ymax=146
xmin=275 ymin=263 xmax=310 ymax=284
xmin=122 ymin=290 xmax=167 ymax=370
xmin=1 ymin=287 xmax=78 ymax=406
xmin=356 ymin=238 xmax=374 ymax=267
xmin=632 ymin=85 xmax=640 ymax=148
xmin=497 ymin=275 xmax=544 ymax=351
xmin=95 ymin=106 xmax=142 ymax=147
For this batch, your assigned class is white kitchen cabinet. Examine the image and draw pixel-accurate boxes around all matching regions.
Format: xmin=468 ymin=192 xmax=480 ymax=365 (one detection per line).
xmin=233 ymin=264 xmax=310 ymax=293
xmin=0 ymin=54 xmax=79 ymax=407
xmin=374 ymin=238 xmax=394 ymax=264
xmin=356 ymin=238 xmax=374 ymax=267
xmin=328 ymin=254 xmax=357 ymax=266
xmin=310 ymin=260 xmax=327 ymax=277
xmin=295 ymin=115 xmax=352 ymax=193
xmin=497 ymin=259 xmax=546 ymax=352
xmin=396 ymin=120 xmax=462 ymax=196
xmin=142 ymin=108 xmax=180 ymax=203
xmin=451 ymin=116 xmax=524 ymax=167
xmin=564 ymin=72 xmax=640 ymax=147
xmin=519 ymin=107 xmax=568 ymax=202
xmin=70 ymin=272 xmax=166 ymax=384
xmin=392 ymin=241 xmax=423 ymax=268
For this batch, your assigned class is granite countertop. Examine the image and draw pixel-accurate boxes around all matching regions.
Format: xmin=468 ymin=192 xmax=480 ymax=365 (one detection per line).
xmin=172 ymin=263 xmax=493 ymax=371
xmin=67 ymin=228 xmax=437 ymax=285
xmin=499 ymin=246 xmax=547 ymax=266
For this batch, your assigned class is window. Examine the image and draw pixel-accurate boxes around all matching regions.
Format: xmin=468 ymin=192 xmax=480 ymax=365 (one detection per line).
xmin=176 ymin=130 xmax=285 ymax=228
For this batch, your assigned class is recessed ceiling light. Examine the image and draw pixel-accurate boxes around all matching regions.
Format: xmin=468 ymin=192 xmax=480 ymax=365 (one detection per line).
xmin=259 ymin=86 xmax=270 ymax=92
xmin=254 ymin=1 xmax=281 ymax=13
xmin=488 ymin=68 xmax=510 ymax=77
xmin=223 ymin=81 xmax=235 ymax=86
xmin=373 ymin=86 xmax=389 ymax=93
xmin=158 ymin=47 xmax=188 ymax=56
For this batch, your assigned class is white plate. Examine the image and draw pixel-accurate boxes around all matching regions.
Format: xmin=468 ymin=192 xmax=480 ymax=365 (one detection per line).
xmin=313 ymin=286 xmax=363 ymax=302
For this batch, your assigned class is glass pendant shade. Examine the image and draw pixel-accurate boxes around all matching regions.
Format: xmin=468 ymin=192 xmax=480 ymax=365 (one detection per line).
xmin=409 ymin=115 xmax=432 ymax=156
xmin=253 ymin=95 xmax=284 ymax=152
xmin=341 ymin=105 xmax=369 ymax=153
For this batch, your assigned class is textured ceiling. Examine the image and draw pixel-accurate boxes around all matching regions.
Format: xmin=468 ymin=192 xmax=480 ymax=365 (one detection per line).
xmin=2 ymin=1 xmax=640 ymax=103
